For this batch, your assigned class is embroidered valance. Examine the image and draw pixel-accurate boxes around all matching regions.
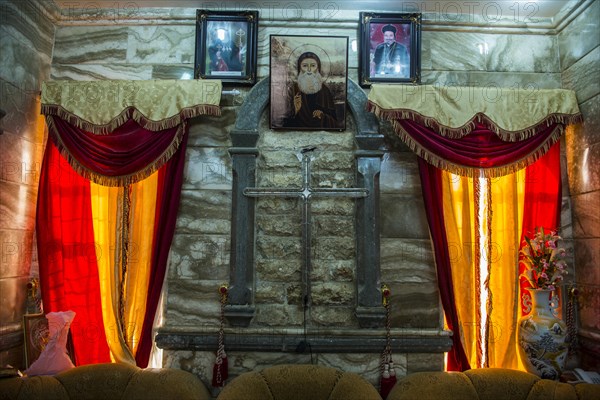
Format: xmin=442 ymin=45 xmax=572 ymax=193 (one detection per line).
xmin=367 ymin=84 xmax=581 ymax=139
xmin=367 ymin=84 xmax=582 ymax=177
xmin=41 ymin=79 xmax=222 ymax=133
xmin=40 ymin=79 xmax=222 ymax=186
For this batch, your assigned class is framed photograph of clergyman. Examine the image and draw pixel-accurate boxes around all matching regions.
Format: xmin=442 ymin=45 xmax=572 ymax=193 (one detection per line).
xmin=358 ymin=12 xmax=422 ymax=87
xmin=194 ymin=10 xmax=258 ymax=85
xmin=270 ymin=35 xmax=348 ymax=131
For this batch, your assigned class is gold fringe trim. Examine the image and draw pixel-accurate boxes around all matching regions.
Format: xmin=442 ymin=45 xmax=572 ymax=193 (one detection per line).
xmin=46 ymin=115 xmax=187 ymax=187
xmin=484 ymin=177 xmax=493 ymax=369
xmin=366 ymin=101 xmax=583 ymax=141
xmin=386 ymin=118 xmax=565 ymax=178
xmin=474 ymin=176 xmax=483 ymax=369
xmin=41 ymin=104 xmax=221 ymax=134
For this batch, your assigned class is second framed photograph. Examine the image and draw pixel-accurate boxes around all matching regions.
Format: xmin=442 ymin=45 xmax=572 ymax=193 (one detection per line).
xmin=194 ymin=10 xmax=258 ymax=85
xmin=359 ymin=12 xmax=422 ymax=87
xmin=270 ymin=35 xmax=348 ymax=131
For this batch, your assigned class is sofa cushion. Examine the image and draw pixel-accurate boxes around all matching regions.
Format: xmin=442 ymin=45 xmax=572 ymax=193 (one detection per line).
xmin=0 ymin=363 xmax=211 ymax=400
xmin=387 ymin=369 xmax=600 ymax=400
xmin=122 ymin=367 xmax=211 ymax=400
xmin=387 ymin=371 xmax=479 ymax=400
xmin=56 ymin=362 xmax=138 ymax=399
xmin=0 ymin=374 xmax=69 ymax=400
xmin=216 ymin=364 xmax=382 ymax=400
xmin=464 ymin=368 xmax=538 ymax=400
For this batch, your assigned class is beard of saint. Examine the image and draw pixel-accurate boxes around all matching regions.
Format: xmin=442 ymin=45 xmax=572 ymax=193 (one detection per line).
xmin=297 ymin=71 xmax=323 ymax=95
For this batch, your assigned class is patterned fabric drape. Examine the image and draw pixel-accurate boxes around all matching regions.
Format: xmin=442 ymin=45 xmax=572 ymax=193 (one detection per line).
xmin=368 ymin=84 xmax=581 ymax=371
xmin=37 ymin=80 xmax=221 ymax=367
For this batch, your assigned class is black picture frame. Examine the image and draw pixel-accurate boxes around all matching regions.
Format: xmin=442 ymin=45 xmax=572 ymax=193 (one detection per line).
xmin=358 ymin=12 xmax=422 ymax=87
xmin=194 ymin=10 xmax=258 ymax=85
xmin=270 ymin=35 xmax=348 ymax=131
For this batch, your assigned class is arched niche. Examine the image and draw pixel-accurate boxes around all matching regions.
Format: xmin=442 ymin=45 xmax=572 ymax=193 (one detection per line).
xmin=226 ymin=77 xmax=385 ymax=328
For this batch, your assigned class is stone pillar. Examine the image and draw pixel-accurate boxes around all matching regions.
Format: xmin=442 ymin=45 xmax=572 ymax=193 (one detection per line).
xmin=226 ymin=145 xmax=258 ymax=326
xmin=354 ymin=150 xmax=385 ymax=328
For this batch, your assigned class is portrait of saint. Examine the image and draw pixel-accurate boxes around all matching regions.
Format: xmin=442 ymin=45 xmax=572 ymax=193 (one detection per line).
xmin=270 ymin=35 xmax=348 ymax=131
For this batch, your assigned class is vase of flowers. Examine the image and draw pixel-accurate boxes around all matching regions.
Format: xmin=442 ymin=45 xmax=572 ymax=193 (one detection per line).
xmin=517 ymin=227 xmax=569 ymax=380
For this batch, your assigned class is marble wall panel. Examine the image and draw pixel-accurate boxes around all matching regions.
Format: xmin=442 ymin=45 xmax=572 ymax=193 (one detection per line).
xmin=176 ymin=189 xmax=231 ymax=234
xmin=485 ymin=34 xmax=559 ymax=72
xmin=380 ymin=194 xmax=430 ymax=239
xmin=574 ymin=238 xmax=600 ymax=286
xmin=187 ymin=108 xmax=234 ymax=148
xmin=0 ymin=132 xmax=43 ymax=186
xmin=428 ymin=31 xmax=489 ymax=71
xmin=168 ymin=234 xmax=229 ymax=281
xmin=380 ymin=238 xmax=436 ymax=284
xmin=0 ymin=85 xmax=45 ymax=143
xmin=380 ymin=152 xmax=422 ymax=195
xmin=558 ymin=0 xmax=600 ymax=71
xmin=572 ymin=191 xmax=600 ymax=238
xmin=421 ymin=70 xmax=563 ymax=88
xmin=0 ymin=181 xmax=37 ymax=231
xmin=50 ymin=63 xmax=154 ymax=80
xmin=150 ymin=65 xmax=195 ymax=80
xmin=0 ymin=229 xmax=34 ymax=278
xmin=388 ymin=283 xmax=440 ymax=329
xmin=126 ymin=25 xmax=195 ymax=64
xmin=566 ymin=95 xmax=600 ymax=154
xmin=406 ymin=352 xmax=444 ymax=373
xmin=1 ymin=0 xmax=55 ymax=56
xmin=0 ymin=276 xmax=27 ymax=324
xmin=53 ymin=26 xmax=128 ymax=64
xmin=164 ymin=279 xmax=223 ymax=327
xmin=567 ymin=141 xmax=600 ymax=195
xmin=183 ymin=147 xmax=232 ymax=190
xmin=0 ymin=27 xmax=52 ymax=92
xmin=562 ymin=46 xmax=600 ymax=104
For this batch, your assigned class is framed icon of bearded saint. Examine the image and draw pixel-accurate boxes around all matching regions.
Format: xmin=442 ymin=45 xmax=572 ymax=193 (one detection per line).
xmin=270 ymin=35 xmax=348 ymax=131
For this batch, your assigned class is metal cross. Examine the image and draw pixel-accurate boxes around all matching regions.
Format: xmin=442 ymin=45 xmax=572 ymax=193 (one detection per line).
xmin=243 ymin=148 xmax=368 ymax=308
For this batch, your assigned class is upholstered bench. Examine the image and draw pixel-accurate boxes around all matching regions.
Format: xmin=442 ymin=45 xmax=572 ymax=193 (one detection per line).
xmin=0 ymin=362 xmax=210 ymax=400
xmin=215 ymin=364 xmax=382 ymax=400
xmin=387 ymin=368 xmax=600 ymax=400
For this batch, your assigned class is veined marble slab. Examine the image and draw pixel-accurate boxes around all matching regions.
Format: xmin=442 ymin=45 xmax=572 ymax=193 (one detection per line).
xmin=126 ymin=25 xmax=195 ymax=64
xmin=183 ymin=147 xmax=232 ymax=190
xmin=1 ymin=0 xmax=55 ymax=56
xmin=50 ymin=63 xmax=154 ymax=80
xmin=572 ymin=191 xmax=600 ymax=238
xmin=0 ymin=180 xmax=38 ymax=231
xmin=0 ymin=229 xmax=34 ymax=278
xmin=558 ymin=0 xmax=599 ymax=71
xmin=380 ymin=194 xmax=429 ymax=239
xmin=168 ymin=234 xmax=230 ymax=281
xmin=562 ymin=46 xmax=600 ymax=104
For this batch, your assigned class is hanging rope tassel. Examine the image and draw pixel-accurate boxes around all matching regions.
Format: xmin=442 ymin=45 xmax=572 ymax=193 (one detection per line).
xmin=212 ymin=284 xmax=229 ymax=387
xmin=379 ymin=284 xmax=396 ymax=399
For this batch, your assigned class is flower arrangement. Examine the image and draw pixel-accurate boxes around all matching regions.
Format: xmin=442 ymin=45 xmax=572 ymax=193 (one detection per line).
xmin=520 ymin=227 xmax=568 ymax=291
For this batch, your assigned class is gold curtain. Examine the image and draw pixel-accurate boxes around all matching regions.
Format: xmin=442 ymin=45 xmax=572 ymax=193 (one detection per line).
xmin=442 ymin=169 xmax=527 ymax=369
xmin=90 ymin=172 xmax=158 ymax=363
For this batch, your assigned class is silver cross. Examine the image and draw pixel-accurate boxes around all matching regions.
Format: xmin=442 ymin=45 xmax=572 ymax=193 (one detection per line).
xmin=243 ymin=148 xmax=369 ymax=308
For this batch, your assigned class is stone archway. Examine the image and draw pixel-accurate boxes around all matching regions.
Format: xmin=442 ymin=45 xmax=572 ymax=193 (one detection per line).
xmin=226 ymin=77 xmax=386 ymax=329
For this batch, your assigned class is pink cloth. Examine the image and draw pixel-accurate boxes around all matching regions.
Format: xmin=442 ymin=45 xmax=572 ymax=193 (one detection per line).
xmin=25 ymin=311 xmax=76 ymax=376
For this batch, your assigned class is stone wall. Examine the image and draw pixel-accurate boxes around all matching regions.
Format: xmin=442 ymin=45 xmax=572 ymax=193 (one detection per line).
xmin=0 ymin=0 xmax=56 ymax=368
xmin=559 ymin=0 xmax=600 ymax=370
xmin=42 ymin=1 xmax=587 ymax=393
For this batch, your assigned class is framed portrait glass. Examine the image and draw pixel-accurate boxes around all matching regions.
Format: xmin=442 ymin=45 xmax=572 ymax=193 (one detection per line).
xmin=270 ymin=35 xmax=348 ymax=131
xmin=194 ymin=10 xmax=258 ymax=85
xmin=359 ymin=12 xmax=422 ymax=87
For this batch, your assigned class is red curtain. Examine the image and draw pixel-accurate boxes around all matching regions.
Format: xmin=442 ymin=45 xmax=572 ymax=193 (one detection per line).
xmin=518 ymin=144 xmax=562 ymax=314
xmin=37 ymin=143 xmax=111 ymax=364
xmin=37 ymin=118 xmax=188 ymax=366
xmin=418 ymin=158 xmax=471 ymax=371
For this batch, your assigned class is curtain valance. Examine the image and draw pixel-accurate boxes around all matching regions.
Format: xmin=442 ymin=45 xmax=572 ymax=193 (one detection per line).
xmin=42 ymin=79 xmax=222 ymax=132
xmin=41 ymin=79 xmax=222 ymax=186
xmin=367 ymin=84 xmax=582 ymax=177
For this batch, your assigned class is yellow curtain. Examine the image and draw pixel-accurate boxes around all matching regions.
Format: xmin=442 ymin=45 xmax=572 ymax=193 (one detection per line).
xmin=442 ymin=169 xmax=526 ymax=369
xmin=90 ymin=172 xmax=158 ymax=363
